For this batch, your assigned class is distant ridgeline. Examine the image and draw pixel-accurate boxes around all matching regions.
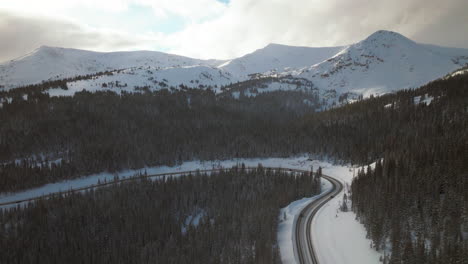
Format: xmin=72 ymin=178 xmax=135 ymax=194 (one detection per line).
xmin=0 ymin=166 xmax=321 ymax=264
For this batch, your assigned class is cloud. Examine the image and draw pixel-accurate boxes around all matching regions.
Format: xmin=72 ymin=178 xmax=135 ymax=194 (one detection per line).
xmin=0 ymin=11 xmax=163 ymax=62
xmin=0 ymin=0 xmax=227 ymax=23
xmin=1 ymin=0 xmax=468 ymax=62
xmin=135 ymin=0 xmax=227 ymax=22
xmin=166 ymin=0 xmax=468 ymax=59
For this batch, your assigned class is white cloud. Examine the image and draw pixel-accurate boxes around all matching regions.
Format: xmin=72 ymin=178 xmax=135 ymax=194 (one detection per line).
xmin=135 ymin=0 xmax=227 ymax=22
xmin=0 ymin=11 xmax=164 ymax=62
xmin=0 ymin=0 xmax=227 ymax=22
xmin=0 ymin=0 xmax=129 ymax=16
xmin=165 ymin=0 xmax=468 ymax=59
xmin=1 ymin=0 xmax=467 ymax=62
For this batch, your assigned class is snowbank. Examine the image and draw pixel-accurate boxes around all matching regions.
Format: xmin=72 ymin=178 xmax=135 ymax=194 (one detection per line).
xmin=277 ymin=179 xmax=332 ymax=264
xmin=312 ymin=163 xmax=382 ymax=264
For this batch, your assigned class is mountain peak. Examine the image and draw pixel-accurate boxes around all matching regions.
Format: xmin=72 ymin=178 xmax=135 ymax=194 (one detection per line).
xmin=263 ymin=43 xmax=292 ymax=49
xmin=361 ymin=30 xmax=414 ymax=46
xmin=260 ymin=43 xmax=296 ymax=52
xmin=35 ymin=45 xmax=63 ymax=52
xmin=264 ymin=43 xmax=282 ymax=47
xmin=368 ymin=30 xmax=401 ymax=37
xmin=38 ymin=45 xmax=55 ymax=49
xmin=31 ymin=45 xmax=68 ymax=59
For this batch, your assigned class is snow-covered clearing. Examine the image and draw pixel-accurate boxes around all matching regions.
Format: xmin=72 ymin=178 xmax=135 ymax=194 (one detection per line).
xmin=182 ymin=209 xmax=206 ymax=234
xmin=0 ymin=155 xmax=382 ymax=263
xmin=414 ymin=94 xmax=434 ymax=105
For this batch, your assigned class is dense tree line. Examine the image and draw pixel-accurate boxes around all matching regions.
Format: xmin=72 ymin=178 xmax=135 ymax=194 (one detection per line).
xmin=0 ymin=166 xmax=321 ymax=264
xmin=352 ymin=157 xmax=468 ymax=264
xmin=350 ymin=75 xmax=468 ymax=262
xmin=1 ymin=71 xmax=468 ymax=194
xmin=0 ymin=88 xmax=318 ymax=192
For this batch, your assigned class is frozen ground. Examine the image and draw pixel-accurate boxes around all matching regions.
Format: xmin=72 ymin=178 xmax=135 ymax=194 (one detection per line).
xmin=0 ymin=155 xmax=382 ymax=263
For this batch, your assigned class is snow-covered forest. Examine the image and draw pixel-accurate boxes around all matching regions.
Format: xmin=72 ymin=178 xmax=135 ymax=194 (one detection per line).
xmin=0 ymin=166 xmax=321 ymax=263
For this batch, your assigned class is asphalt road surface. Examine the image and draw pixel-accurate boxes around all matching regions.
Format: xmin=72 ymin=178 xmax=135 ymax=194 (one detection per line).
xmin=295 ymin=174 xmax=344 ymax=264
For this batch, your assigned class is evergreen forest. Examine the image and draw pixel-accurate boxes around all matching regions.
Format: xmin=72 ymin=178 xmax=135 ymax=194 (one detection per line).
xmin=0 ymin=69 xmax=467 ymax=263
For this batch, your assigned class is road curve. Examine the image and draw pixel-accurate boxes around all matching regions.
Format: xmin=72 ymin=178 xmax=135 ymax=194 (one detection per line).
xmin=1 ymin=166 xmax=342 ymax=263
xmin=295 ymin=174 xmax=343 ymax=264
xmin=0 ymin=167 xmax=321 ymax=208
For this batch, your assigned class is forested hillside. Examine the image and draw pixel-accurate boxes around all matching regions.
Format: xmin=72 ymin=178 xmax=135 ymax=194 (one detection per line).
xmin=1 ymin=70 xmax=468 ymax=195
xmin=0 ymin=88 xmax=321 ymax=192
xmin=0 ymin=166 xmax=321 ymax=264
xmin=350 ymin=79 xmax=468 ymax=262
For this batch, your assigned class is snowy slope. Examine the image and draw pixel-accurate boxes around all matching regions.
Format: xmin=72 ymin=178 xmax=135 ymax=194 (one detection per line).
xmin=0 ymin=43 xmax=343 ymax=91
xmin=47 ymin=65 xmax=236 ymax=96
xmin=220 ymin=43 xmax=344 ymax=78
xmin=0 ymin=43 xmax=344 ymax=93
xmin=2 ymin=30 xmax=468 ymax=99
xmin=0 ymin=46 xmax=224 ymax=89
xmin=295 ymin=30 xmax=468 ymax=97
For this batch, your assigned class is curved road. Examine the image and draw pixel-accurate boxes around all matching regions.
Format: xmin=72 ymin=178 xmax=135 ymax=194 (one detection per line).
xmin=0 ymin=166 xmax=343 ymax=264
xmin=295 ymin=174 xmax=343 ymax=264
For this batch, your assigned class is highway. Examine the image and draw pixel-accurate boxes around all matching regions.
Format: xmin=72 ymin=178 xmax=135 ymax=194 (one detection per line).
xmin=0 ymin=166 xmax=343 ymax=264
xmin=0 ymin=168 xmax=230 ymax=207
xmin=295 ymin=174 xmax=343 ymax=264
xmin=0 ymin=167 xmax=326 ymax=207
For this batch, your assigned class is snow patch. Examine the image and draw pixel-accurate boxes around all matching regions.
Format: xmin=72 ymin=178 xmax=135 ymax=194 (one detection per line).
xmin=414 ymin=94 xmax=434 ymax=105
xmin=182 ymin=209 xmax=206 ymax=234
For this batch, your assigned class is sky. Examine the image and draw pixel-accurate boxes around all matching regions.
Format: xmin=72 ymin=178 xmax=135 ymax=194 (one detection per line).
xmin=1 ymin=0 xmax=468 ymax=62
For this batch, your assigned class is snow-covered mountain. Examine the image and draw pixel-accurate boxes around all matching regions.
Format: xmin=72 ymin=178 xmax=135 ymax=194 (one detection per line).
xmin=1 ymin=30 xmax=468 ymax=100
xmin=47 ymin=65 xmax=236 ymax=96
xmin=294 ymin=30 xmax=468 ymax=97
xmin=219 ymin=43 xmax=343 ymax=78
xmin=0 ymin=46 xmax=224 ymax=89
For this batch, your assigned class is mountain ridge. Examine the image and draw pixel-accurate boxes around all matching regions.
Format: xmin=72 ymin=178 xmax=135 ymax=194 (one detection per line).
xmin=294 ymin=30 xmax=468 ymax=97
xmin=1 ymin=30 xmax=468 ymax=102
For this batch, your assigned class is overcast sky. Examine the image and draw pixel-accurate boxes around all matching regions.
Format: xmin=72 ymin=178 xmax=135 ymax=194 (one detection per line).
xmin=1 ymin=0 xmax=467 ymax=62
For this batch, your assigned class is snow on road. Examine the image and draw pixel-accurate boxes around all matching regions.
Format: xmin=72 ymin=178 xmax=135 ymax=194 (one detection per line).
xmin=312 ymin=164 xmax=382 ymax=264
xmin=0 ymin=155 xmax=382 ymax=263
xmin=277 ymin=179 xmax=332 ymax=264
xmin=276 ymin=159 xmax=382 ymax=264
